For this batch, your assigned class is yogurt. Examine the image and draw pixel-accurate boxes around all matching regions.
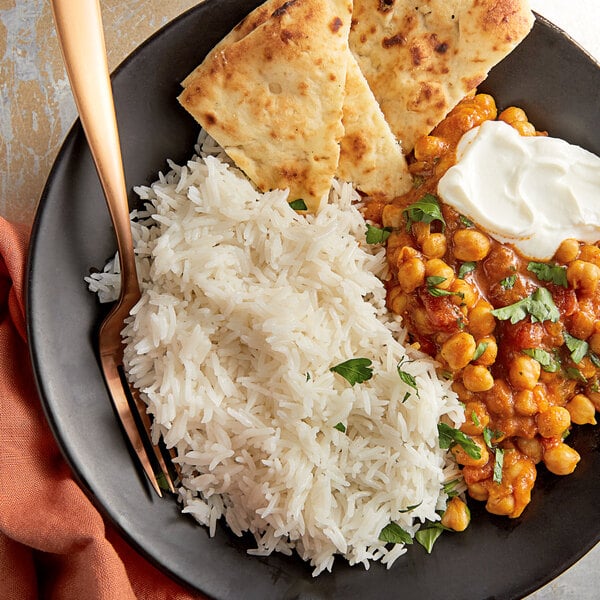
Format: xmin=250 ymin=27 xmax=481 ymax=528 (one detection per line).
xmin=437 ymin=120 xmax=600 ymax=260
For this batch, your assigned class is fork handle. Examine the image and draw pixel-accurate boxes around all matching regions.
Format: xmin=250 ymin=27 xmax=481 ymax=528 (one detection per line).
xmin=51 ymin=0 xmax=138 ymax=298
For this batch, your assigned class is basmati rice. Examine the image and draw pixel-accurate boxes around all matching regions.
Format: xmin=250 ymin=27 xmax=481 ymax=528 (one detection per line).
xmin=87 ymin=133 xmax=465 ymax=575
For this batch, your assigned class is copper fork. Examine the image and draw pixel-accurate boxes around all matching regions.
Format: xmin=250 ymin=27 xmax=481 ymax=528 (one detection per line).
xmin=51 ymin=0 xmax=175 ymax=496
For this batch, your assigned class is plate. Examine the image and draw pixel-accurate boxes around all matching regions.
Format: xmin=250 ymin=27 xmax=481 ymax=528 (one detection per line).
xmin=27 ymin=3 xmax=600 ymax=599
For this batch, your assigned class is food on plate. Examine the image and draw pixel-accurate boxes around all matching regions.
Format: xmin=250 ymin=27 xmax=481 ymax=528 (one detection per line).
xmin=178 ymin=0 xmax=352 ymax=213
xmin=104 ymin=139 xmax=464 ymax=575
xmin=179 ymin=0 xmax=413 ymax=207
xmin=349 ymin=0 xmax=534 ymax=152
xmin=376 ymin=93 xmax=600 ymax=518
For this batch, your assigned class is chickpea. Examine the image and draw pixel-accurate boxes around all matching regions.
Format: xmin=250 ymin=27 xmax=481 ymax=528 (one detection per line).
xmin=566 ymin=394 xmax=597 ymax=425
xmin=398 ymin=257 xmax=425 ymax=293
xmin=567 ymin=260 xmax=600 ymax=296
xmin=512 ymin=121 xmax=536 ymax=136
xmin=516 ymin=437 xmax=543 ymax=464
xmin=421 ymin=233 xmax=447 ymax=259
xmin=462 ymin=364 xmax=494 ymax=392
xmin=451 ymin=435 xmax=489 ymax=467
xmin=461 ymin=400 xmax=490 ymax=435
xmin=453 ymin=229 xmax=491 ymax=262
xmin=449 ymin=279 xmax=478 ymax=309
xmin=413 ymin=135 xmax=448 ymax=161
xmin=472 ymin=93 xmax=497 ymax=120
xmin=440 ymin=332 xmax=477 ymax=371
xmin=509 ymin=355 xmax=541 ymax=391
xmin=579 ymin=244 xmax=600 ymax=266
xmin=387 ymin=286 xmax=410 ymax=314
xmin=451 ymin=379 xmax=474 ymax=404
xmin=569 ymin=311 xmax=595 ymax=340
xmin=486 ymin=490 xmax=516 ymax=517
xmin=536 ymin=406 xmax=571 ymax=438
xmin=554 ymin=238 xmax=580 ymax=264
xmin=412 ymin=306 xmax=435 ymax=336
xmin=468 ymin=301 xmax=496 ymax=337
xmin=441 ymin=497 xmax=471 ymax=532
xmin=425 ymin=258 xmax=455 ymax=289
xmin=484 ymin=379 xmax=514 ymax=417
xmin=532 ymin=384 xmax=550 ymax=414
xmin=543 ymin=443 xmax=580 ymax=475
xmin=473 ymin=336 xmax=498 ymax=366
xmin=467 ymin=481 xmax=489 ymax=502
xmin=499 ymin=106 xmax=528 ymax=124
xmin=514 ymin=389 xmax=537 ymax=416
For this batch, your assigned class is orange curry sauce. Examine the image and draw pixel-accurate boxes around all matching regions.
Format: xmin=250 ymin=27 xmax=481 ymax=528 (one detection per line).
xmin=364 ymin=93 xmax=600 ymax=519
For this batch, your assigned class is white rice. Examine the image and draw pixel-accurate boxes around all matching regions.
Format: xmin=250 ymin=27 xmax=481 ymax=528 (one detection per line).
xmin=87 ymin=133 xmax=464 ymax=575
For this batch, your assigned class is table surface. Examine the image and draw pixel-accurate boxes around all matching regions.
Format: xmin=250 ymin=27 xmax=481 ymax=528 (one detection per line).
xmin=1 ymin=1 xmax=598 ymax=598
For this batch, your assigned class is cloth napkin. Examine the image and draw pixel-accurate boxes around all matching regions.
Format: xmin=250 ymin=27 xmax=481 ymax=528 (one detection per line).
xmin=0 ymin=217 xmax=204 ymax=600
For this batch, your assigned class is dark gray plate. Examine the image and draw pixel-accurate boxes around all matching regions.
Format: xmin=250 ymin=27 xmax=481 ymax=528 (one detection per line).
xmin=27 ymin=3 xmax=600 ymax=599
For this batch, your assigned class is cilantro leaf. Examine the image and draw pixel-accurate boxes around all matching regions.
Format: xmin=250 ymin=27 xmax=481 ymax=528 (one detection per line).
xmin=527 ymin=261 xmax=568 ymax=288
xmin=438 ymin=423 xmax=481 ymax=459
xmin=500 ymin=274 xmax=517 ymax=290
xmin=426 ymin=276 xmax=463 ymax=298
xmin=366 ymin=223 xmax=392 ymax=244
xmin=403 ymin=194 xmax=446 ymax=232
xmin=565 ymin=367 xmax=587 ymax=382
xmin=415 ymin=523 xmax=445 ymax=553
xmin=379 ymin=522 xmax=413 ymax=545
xmin=397 ymin=363 xmax=419 ymax=393
xmin=458 ymin=261 xmax=477 ymax=279
xmin=443 ymin=478 xmax=461 ymax=498
xmin=522 ymin=348 xmax=561 ymax=372
xmin=399 ymin=501 xmax=423 ymax=513
xmin=491 ymin=287 xmax=559 ymax=324
xmin=472 ymin=341 xmax=489 ymax=362
xmin=482 ymin=426 xmax=503 ymax=448
xmin=493 ymin=448 xmax=505 ymax=484
xmin=459 ymin=214 xmax=474 ymax=228
xmin=288 ymin=198 xmax=308 ymax=211
xmin=156 ymin=472 xmax=172 ymax=492
xmin=330 ymin=358 xmax=373 ymax=386
xmin=563 ymin=332 xmax=589 ymax=364
xmin=333 ymin=422 xmax=346 ymax=433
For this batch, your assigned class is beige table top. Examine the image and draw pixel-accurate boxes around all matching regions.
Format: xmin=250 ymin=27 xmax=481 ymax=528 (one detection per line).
xmin=2 ymin=1 xmax=599 ymax=598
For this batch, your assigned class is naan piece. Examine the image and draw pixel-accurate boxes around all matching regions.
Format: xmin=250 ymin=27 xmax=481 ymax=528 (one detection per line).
xmin=182 ymin=0 xmax=411 ymax=201
xmin=179 ymin=0 xmax=353 ymax=212
xmin=349 ymin=0 xmax=534 ymax=152
xmin=338 ymin=53 xmax=412 ymax=198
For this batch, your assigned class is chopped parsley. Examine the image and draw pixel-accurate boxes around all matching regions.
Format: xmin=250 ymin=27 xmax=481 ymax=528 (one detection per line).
xmin=397 ymin=360 xmax=419 ymax=394
xmin=333 ymin=422 xmax=346 ymax=433
xmin=459 ymin=214 xmax=474 ymax=228
xmin=379 ymin=522 xmax=413 ymax=545
xmin=288 ymin=198 xmax=307 ymax=211
xmin=365 ymin=223 xmax=392 ymax=244
xmin=471 ymin=411 xmax=481 ymax=427
xmin=472 ymin=341 xmax=489 ymax=362
xmin=563 ymin=332 xmax=589 ymax=364
xmin=500 ymin=274 xmax=517 ymax=290
xmin=330 ymin=358 xmax=373 ymax=386
xmin=482 ymin=426 xmax=505 ymax=484
xmin=399 ymin=501 xmax=423 ymax=513
xmin=443 ymin=478 xmax=461 ymax=498
xmin=426 ymin=276 xmax=463 ymax=298
xmin=522 ymin=348 xmax=561 ymax=373
xmin=415 ymin=522 xmax=446 ymax=553
xmin=527 ymin=261 xmax=568 ymax=288
xmin=565 ymin=366 xmax=587 ymax=383
xmin=491 ymin=287 xmax=560 ymax=324
xmin=458 ymin=261 xmax=477 ymax=279
xmin=438 ymin=423 xmax=481 ymax=460
xmin=493 ymin=448 xmax=505 ymax=484
xmin=403 ymin=193 xmax=446 ymax=232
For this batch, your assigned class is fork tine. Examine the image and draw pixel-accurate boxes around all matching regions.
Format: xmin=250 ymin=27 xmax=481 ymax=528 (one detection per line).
xmin=130 ymin=385 xmax=177 ymax=493
xmin=100 ymin=353 xmax=163 ymax=497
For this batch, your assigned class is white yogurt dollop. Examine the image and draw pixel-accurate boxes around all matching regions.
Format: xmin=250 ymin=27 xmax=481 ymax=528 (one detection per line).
xmin=437 ymin=120 xmax=600 ymax=260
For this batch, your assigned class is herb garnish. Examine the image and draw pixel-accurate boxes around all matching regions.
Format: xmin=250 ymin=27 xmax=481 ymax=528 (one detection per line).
xmin=333 ymin=422 xmax=346 ymax=433
xmin=458 ymin=261 xmax=477 ymax=279
xmin=565 ymin=367 xmax=587 ymax=383
xmin=438 ymin=423 xmax=481 ymax=460
xmin=403 ymin=193 xmax=446 ymax=232
xmin=426 ymin=276 xmax=463 ymax=298
xmin=415 ymin=522 xmax=447 ymax=553
xmin=471 ymin=411 xmax=481 ymax=427
xmin=472 ymin=341 xmax=489 ymax=362
xmin=527 ymin=261 xmax=568 ymax=288
xmin=522 ymin=348 xmax=561 ymax=373
xmin=365 ymin=223 xmax=392 ymax=244
xmin=493 ymin=448 xmax=505 ymax=484
xmin=563 ymin=332 xmax=589 ymax=364
xmin=330 ymin=358 xmax=373 ymax=386
xmin=443 ymin=478 xmax=461 ymax=498
xmin=288 ymin=198 xmax=307 ymax=211
xmin=397 ymin=361 xmax=419 ymax=394
xmin=491 ymin=287 xmax=559 ymax=324
xmin=482 ymin=426 xmax=505 ymax=484
xmin=459 ymin=214 xmax=474 ymax=228
xmin=399 ymin=502 xmax=423 ymax=513
xmin=379 ymin=522 xmax=413 ymax=545
xmin=500 ymin=274 xmax=517 ymax=290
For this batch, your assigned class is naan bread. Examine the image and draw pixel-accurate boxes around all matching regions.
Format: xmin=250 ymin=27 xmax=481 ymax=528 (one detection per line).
xmin=182 ymin=0 xmax=411 ymax=202
xmin=338 ymin=53 xmax=412 ymax=198
xmin=179 ymin=0 xmax=353 ymax=213
xmin=349 ymin=0 xmax=534 ymax=152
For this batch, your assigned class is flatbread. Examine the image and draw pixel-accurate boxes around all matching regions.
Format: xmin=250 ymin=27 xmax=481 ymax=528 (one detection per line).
xmin=349 ymin=0 xmax=534 ymax=152
xmin=181 ymin=0 xmax=411 ymax=202
xmin=179 ymin=0 xmax=353 ymax=213
xmin=337 ymin=52 xmax=412 ymax=198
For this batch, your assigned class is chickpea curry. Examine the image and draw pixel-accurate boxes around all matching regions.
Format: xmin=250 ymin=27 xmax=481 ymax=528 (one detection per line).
xmin=365 ymin=93 xmax=600 ymax=522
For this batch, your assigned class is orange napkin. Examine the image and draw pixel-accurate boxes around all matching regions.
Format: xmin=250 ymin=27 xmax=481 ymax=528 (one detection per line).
xmin=0 ymin=217 xmax=204 ymax=600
